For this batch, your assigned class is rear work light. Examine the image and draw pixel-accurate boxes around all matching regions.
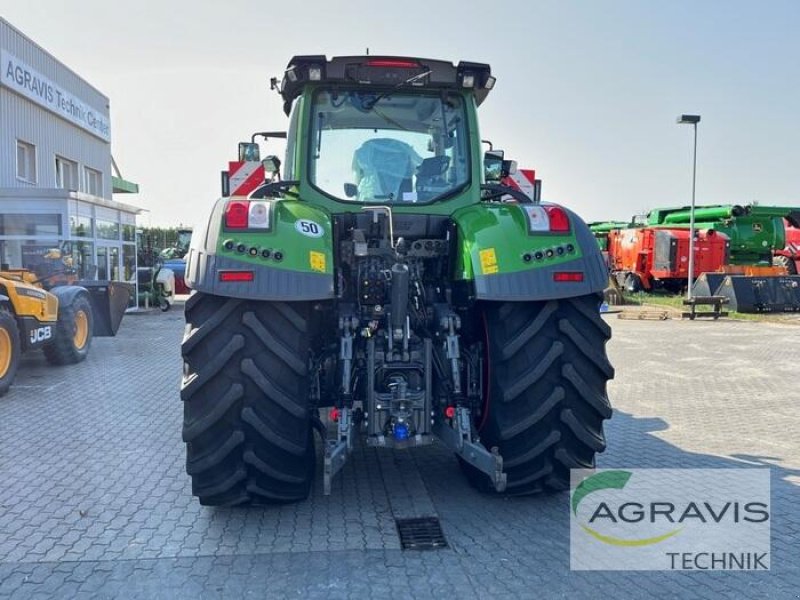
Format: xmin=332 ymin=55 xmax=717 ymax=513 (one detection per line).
xmin=224 ymin=200 xmax=271 ymax=230
xmin=219 ymin=270 xmax=254 ymax=283
xmin=308 ymin=65 xmax=322 ymax=81
xmin=553 ymin=272 xmax=584 ymax=282
xmin=523 ymin=205 xmax=571 ymax=234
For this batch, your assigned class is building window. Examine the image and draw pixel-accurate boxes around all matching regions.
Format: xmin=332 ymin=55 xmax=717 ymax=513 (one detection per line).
xmin=122 ymin=243 xmax=136 ymax=281
xmin=70 ymin=241 xmax=96 ymax=279
xmin=0 ymin=213 xmax=62 ymax=236
xmin=96 ymin=219 xmax=120 ymax=240
xmin=85 ymin=167 xmax=103 ymax=197
xmin=55 ymin=156 xmax=79 ymax=190
xmin=122 ymin=224 xmax=136 ymax=242
xmin=69 ymin=215 xmax=93 ymax=237
xmin=16 ymin=141 xmax=36 ymax=183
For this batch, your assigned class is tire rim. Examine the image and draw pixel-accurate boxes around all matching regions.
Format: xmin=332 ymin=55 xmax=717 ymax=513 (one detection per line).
xmin=73 ymin=310 xmax=89 ymax=349
xmin=0 ymin=327 xmax=11 ymax=378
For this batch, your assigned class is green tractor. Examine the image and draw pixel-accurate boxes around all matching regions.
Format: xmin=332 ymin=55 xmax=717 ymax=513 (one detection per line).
xmin=182 ymin=55 xmax=614 ymax=505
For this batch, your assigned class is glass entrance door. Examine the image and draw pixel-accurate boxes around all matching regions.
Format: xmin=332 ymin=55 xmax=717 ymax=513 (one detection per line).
xmin=96 ymin=245 xmax=122 ymax=281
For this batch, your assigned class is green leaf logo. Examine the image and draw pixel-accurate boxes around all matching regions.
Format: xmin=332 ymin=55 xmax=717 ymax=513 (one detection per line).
xmin=572 ymin=470 xmax=632 ymax=516
xmin=572 ymin=470 xmax=681 ymax=547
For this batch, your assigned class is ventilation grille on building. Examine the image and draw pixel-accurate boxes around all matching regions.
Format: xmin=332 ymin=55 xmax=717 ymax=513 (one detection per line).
xmin=395 ymin=517 xmax=448 ymax=550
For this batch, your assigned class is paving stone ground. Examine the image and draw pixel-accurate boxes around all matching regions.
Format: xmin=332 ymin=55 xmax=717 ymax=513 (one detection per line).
xmin=0 ymin=306 xmax=798 ymax=598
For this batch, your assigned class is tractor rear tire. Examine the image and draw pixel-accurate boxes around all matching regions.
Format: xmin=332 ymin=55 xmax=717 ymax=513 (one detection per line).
xmin=773 ymin=255 xmax=797 ymax=275
xmin=181 ymin=292 xmax=316 ymax=506
xmin=463 ymin=293 xmax=614 ymax=495
xmin=0 ymin=309 xmax=21 ymax=397
xmin=43 ymin=295 xmax=93 ymax=365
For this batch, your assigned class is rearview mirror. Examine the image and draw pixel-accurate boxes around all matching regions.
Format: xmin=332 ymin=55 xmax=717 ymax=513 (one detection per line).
xmin=484 ymin=150 xmax=504 ymax=182
xmin=238 ymin=142 xmax=260 ymax=162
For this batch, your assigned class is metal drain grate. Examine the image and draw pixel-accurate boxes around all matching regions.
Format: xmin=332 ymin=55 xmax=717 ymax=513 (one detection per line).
xmin=395 ymin=517 xmax=448 ymax=550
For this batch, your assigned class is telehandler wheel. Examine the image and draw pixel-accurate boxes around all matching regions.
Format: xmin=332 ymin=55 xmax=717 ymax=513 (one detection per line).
xmin=181 ymin=292 xmax=316 ymax=506
xmin=462 ymin=293 xmax=614 ymax=495
xmin=43 ymin=295 xmax=93 ymax=365
xmin=773 ymin=255 xmax=797 ymax=275
xmin=0 ymin=309 xmax=21 ymax=397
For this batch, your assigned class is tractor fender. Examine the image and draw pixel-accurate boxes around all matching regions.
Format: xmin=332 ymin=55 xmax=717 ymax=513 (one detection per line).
xmin=185 ymin=197 xmax=334 ymax=301
xmin=452 ymin=203 xmax=608 ymax=302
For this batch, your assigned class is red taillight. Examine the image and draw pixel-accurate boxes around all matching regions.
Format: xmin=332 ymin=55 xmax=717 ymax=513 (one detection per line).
xmin=225 ymin=200 xmax=250 ymax=229
xmin=553 ymin=272 xmax=584 ymax=282
xmin=445 ymin=406 xmax=456 ymax=419
xmin=365 ymin=59 xmax=420 ymax=68
xmin=219 ymin=270 xmax=254 ymax=282
xmin=544 ymin=206 xmax=570 ymax=232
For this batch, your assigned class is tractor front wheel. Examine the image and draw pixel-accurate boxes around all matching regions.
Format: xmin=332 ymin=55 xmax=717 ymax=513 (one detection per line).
xmin=0 ymin=309 xmax=21 ymax=397
xmin=463 ymin=294 xmax=614 ymax=495
xmin=181 ymin=292 xmax=316 ymax=505
xmin=43 ymin=295 xmax=93 ymax=365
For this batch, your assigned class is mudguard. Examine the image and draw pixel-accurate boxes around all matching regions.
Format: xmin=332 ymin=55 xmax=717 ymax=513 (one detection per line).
xmin=452 ymin=203 xmax=608 ymax=301
xmin=49 ymin=285 xmax=88 ymax=312
xmin=185 ymin=197 xmax=335 ymax=301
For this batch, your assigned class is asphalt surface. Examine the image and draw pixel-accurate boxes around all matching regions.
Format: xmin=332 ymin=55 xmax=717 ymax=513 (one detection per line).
xmin=0 ymin=306 xmax=798 ymax=599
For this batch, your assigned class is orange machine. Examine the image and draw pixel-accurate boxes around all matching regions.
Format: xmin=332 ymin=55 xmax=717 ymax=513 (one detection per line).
xmin=608 ymin=227 xmax=730 ymax=292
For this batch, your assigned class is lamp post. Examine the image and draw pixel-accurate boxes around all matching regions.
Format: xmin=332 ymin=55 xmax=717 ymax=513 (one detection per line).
xmin=677 ymin=114 xmax=700 ymax=300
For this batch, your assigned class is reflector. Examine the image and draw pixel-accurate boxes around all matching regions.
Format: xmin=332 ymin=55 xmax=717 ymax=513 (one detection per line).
xmin=553 ymin=272 xmax=584 ymax=282
xmin=219 ymin=270 xmax=254 ymax=282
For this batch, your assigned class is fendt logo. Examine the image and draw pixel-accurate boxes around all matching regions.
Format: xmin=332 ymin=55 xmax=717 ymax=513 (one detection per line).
xmin=29 ymin=326 xmax=52 ymax=344
xmin=569 ymin=469 xmax=771 ymax=571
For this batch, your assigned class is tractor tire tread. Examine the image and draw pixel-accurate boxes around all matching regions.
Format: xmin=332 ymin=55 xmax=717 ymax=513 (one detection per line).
xmin=43 ymin=295 xmax=93 ymax=366
xmin=181 ymin=293 xmax=315 ymax=505
xmin=462 ymin=293 xmax=613 ymax=494
xmin=0 ymin=310 xmax=21 ymax=397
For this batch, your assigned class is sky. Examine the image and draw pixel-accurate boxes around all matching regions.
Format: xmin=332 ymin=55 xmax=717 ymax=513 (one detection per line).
xmin=3 ymin=0 xmax=799 ymax=226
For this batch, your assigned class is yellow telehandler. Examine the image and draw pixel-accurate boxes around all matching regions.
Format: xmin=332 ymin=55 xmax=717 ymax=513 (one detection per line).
xmin=0 ymin=250 xmax=130 ymax=396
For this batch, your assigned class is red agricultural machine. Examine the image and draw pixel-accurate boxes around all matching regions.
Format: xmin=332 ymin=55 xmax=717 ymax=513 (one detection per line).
xmin=773 ymin=218 xmax=800 ymax=275
xmin=607 ymin=227 xmax=729 ymax=292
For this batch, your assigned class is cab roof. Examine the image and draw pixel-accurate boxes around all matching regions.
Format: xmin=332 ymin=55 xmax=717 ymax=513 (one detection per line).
xmin=278 ymin=55 xmax=495 ymax=115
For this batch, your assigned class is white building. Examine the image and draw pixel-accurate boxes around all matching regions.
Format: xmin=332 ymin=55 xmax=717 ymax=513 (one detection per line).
xmin=0 ymin=17 xmax=141 ymax=283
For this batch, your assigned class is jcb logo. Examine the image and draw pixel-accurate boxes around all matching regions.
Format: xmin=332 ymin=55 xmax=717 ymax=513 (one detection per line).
xmin=30 ymin=326 xmax=52 ymax=344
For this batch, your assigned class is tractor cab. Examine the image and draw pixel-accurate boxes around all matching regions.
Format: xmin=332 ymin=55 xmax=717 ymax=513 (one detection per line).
xmin=274 ymin=56 xmax=497 ymax=208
